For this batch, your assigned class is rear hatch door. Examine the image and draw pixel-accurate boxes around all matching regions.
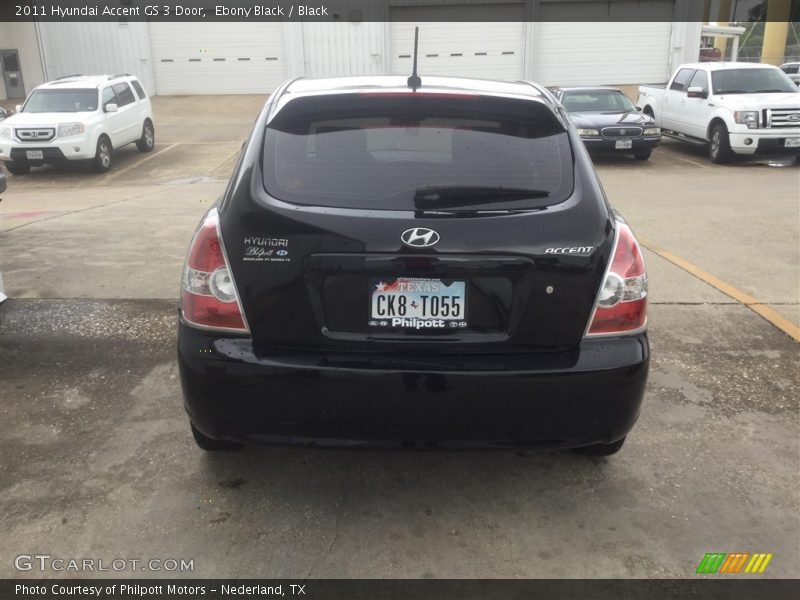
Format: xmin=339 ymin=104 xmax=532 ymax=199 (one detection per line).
xmin=222 ymin=90 xmax=614 ymax=353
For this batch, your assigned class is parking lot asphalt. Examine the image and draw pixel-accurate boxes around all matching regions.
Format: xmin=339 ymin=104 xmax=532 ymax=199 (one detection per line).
xmin=1 ymin=96 xmax=798 ymax=579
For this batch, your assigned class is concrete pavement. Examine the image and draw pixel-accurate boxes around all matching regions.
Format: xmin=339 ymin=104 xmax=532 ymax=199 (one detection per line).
xmin=599 ymin=138 xmax=800 ymax=329
xmin=1 ymin=298 xmax=797 ymax=578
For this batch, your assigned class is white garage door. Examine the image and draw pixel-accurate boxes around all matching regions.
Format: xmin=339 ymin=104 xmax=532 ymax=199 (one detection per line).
xmin=149 ymin=23 xmax=286 ymax=95
xmin=390 ymin=4 xmax=525 ymax=81
xmin=534 ymin=1 xmax=674 ymax=86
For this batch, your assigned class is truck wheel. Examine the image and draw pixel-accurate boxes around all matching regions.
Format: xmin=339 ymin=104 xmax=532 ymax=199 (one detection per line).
xmin=190 ymin=424 xmax=244 ymax=452
xmin=709 ymin=123 xmax=733 ymax=164
xmin=634 ymin=150 xmax=652 ymax=161
xmin=94 ymin=136 xmax=113 ymax=173
xmin=136 ymin=120 xmax=155 ymax=153
xmin=6 ymin=162 xmax=31 ymax=175
xmin=572 ymin=437 xmax=626 ymax=456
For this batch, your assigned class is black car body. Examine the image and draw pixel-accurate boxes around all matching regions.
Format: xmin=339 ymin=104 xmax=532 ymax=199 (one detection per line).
xmin=553 ymin=87 xmax=661 ymax=160
xmin=178 ymin=76 xmax=650 ymax=455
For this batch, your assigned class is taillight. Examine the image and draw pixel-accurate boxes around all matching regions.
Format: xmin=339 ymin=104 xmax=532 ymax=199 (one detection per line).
xmin=181 ymin=208 xmax=248 ymax=332
xmin=586 ymin=222 xmax=647 ymax=337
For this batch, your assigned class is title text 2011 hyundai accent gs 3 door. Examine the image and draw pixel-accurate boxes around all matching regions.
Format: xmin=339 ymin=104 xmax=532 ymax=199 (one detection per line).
xmin=177 ymin=76 xmax=650 ymax=456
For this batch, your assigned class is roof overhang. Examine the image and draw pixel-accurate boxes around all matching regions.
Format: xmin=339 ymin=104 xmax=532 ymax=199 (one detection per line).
xmin=701 ymin=24 xmax=746 ymax=39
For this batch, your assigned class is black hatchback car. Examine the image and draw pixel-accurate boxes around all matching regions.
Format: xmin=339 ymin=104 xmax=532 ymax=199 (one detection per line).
xmin=178 ymin=76 xmax=649 ymax=456
xmin=553 ymin=87 xmax=661 ymax=160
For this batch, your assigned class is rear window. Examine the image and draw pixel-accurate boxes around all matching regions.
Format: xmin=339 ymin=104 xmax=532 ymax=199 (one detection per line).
xmin=262 ymin=93 xmax=573 ymax=211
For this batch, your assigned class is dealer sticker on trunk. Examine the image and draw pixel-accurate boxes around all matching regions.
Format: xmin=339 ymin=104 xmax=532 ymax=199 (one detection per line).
xmin=369 ymin=277 xmax=468 ymax=330
xmin=242 ymin=236 xmax=291 ymax=263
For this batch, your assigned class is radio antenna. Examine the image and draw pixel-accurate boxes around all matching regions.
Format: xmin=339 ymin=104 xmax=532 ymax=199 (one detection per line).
xmin=407 ymin=26 xmax=422 ymax=91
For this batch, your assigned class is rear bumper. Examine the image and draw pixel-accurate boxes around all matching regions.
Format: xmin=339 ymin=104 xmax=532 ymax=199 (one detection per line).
xmin=178 ymin=319 xmax=649 ymax=449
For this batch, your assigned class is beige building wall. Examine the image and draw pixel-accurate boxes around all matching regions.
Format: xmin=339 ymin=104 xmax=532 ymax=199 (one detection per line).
xmin=0 ymin=22 xmax=45 ymax=101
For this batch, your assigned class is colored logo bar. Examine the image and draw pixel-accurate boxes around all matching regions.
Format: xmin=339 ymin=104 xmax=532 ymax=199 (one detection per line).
xmin=696 ymin=553 xmax=773 ymax=574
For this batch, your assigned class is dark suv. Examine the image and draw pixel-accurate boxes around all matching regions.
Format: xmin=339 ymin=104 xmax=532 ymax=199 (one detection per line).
xmin=178 ymin=76 xmax=649 ymax=456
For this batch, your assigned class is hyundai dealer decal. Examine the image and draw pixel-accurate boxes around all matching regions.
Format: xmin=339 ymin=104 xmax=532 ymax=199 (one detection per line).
xmin=243 ymin=236 xmax=291 ymax=263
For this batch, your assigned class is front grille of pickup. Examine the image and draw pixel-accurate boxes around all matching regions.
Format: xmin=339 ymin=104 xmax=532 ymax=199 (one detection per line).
xmin=15 ymin=128 xmax=56 ymax=142
xmin=765 ymin=108 xmax=800 ymax=128
xmin=601 ymin=126 xmax=643 ymax=137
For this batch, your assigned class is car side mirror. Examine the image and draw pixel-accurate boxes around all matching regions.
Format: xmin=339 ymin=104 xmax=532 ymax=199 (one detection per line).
xmin=15 ymin=104 xmax=22 ymax=113
xmin=687 ymin=86 xmax=707 ymax=99
xmin=105 ymin=103 xmax=119 ymax=113
xmin=0 ymin=169 xmax=7 ymax=193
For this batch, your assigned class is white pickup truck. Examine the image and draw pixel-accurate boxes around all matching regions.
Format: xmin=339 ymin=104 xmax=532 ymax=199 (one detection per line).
xmin=636 ymin=62 xmax=800 ymax=163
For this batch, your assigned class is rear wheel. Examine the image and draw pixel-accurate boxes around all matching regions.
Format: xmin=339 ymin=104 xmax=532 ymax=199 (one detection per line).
xmin=634 ymin=150 xmax=652 ymax=161
xmin=94 ymin=136 xmax=113 ymax=173
xmin=709 ymin=123 xmax=733 ymax=164
xmin=573 ymin=437 xmax=626 ymax=456
xmin=190 ymin=424 xmax=244 ymax=452
xmin=5 ymin=162 xmax=30 ymax=175
xmin=136 ymin=120 xmax=155 ymax=153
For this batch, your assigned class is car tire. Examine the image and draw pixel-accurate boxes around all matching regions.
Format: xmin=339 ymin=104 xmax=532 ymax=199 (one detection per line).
xmin=136 ymin=120 xmax=155 ymax=153
xmin=634 ymin=150 xmax=652 ymax=161
xmin=709 ymin=123 xmax=733 ymax=164
xmin=6 ymin=162 xmax=31 ymax=175
xmin=190 ymin=424 xmax=245 ymax=452
xmin=572 ymin=437 xmax=626 ymax=456
xmin=94 ymin=136 xmax=113 ymax=173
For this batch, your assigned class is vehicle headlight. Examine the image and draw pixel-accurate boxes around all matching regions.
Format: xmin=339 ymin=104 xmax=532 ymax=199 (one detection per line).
xmin=643 ymin=127 xmax=661 ymax=136
xmin=0 ymin=126 xmax=11 ymax=140
xmin=734 ymin=111 xmax=759 ymax=129
xmin=57 ymin=122 xmax=85 ymax=137
xmin=576 ymin=128 xmax=600 ymax=137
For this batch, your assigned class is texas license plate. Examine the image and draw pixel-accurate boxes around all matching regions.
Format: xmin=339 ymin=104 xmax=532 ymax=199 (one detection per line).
xmin=369 ymin=277 xmax=467 ymax=330
xmin=26 ymin=150 xmax=44 ymax=160
xmin=615 ymin=139 xmax=633 ymax=149
xmin=785 ymin=138 xmax=800 ymax=148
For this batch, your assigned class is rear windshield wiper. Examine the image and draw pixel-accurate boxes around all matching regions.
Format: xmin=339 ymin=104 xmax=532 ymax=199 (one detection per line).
xmin=413 ymin=185 xmax=550 ymax=209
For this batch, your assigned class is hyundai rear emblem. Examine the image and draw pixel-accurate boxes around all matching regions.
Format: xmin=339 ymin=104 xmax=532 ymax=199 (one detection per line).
xmin=401 ymin=227 xmax=440 ymax=248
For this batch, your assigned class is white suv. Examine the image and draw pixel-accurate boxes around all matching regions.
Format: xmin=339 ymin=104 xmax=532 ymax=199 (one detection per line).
xmin=0 ymin=74 xmax=154 ymax=174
